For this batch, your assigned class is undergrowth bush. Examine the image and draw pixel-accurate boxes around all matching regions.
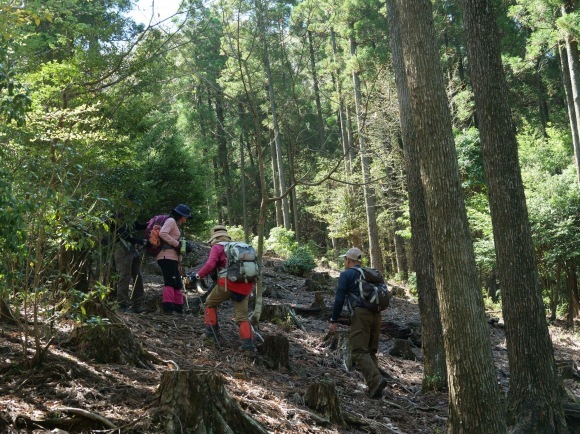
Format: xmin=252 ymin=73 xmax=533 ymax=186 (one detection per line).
xmin=283 ymin=247 xmax=316 ymax=277
xmin=263 ymin=227 xmax=297 ymax=259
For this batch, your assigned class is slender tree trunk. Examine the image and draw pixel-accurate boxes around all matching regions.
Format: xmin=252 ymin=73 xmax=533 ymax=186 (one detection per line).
xmin=534 ymin=59 xmax=550 ymax=137
xmin=288 ymin=142 xmax=299 ymax=240
xmin=330 ymin=28 xmax=352 ymax=175
xmin=395 ymin=1 xmax=506 ymax=431
xmin=308 ymin=30 xmax=325 ymax=152
xmin=270 ymin=132 xmax=283 ymax=226
xmin=559 ymin=41 xmax=580 ymax=189
xmin=215 ymin=90 xmax=233 ymax=224
xmin=459 ymin=0 xmax=567 ymax=431
xmin=258 ymin=0 xmax=290 ymax=229
xmin=241 ymin=134 xmax=249 ymax=241
xmin=350 ymin=35 xmax=382 ymax=272
xmin=564 ymin=4 xmax=580 ymax=191
xmin=386 ymin=0 xmax=447 ymax=392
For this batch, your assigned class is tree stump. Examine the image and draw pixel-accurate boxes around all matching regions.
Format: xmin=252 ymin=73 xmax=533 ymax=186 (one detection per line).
xmin=304 ymin=381 xmax=345 ymax=425
xmin=310 ymin=291 xmax=326 ymax=309
xmin=68 ymin=323 xmax=155 ymax=368
xmin=381 ymin=321 xmax=413 ymax=339
xmin=157 ymin=369 xmax=268 ymax=434
xmin=260 ymin=303 xmax=299 ymax=325
xmin=303 ymin=279 xmax=321 ymax=292
xmin=262 ymin=334 xmax=290 ymax=370
xmin=389 ymin=338 xmax=418 ymax=361
xmin=323 ymin=331 xmax=352 ymax=370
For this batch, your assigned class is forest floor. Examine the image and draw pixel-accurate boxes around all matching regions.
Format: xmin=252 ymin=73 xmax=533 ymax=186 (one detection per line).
xmin=1 ymin=243 xmax=580 ymax=433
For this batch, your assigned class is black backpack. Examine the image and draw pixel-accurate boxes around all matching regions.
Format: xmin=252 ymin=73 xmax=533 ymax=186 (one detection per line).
xmin=353 ymin=267 xmax=391 ymax=312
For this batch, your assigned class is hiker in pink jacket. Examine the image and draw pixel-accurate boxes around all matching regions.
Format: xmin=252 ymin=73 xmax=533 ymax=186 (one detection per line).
xmin=157 ymin=204 xmax=191 ymax=314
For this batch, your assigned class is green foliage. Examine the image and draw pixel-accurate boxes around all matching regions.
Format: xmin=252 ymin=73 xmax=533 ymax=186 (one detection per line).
xmin=263 ymin=227 xmax=298 ymax=259
xmin=455 ymin=127 xmax=486 ymax=194
xmin=518 ymin=125 xmax=580 ymax=268
xmin=225 ymin=225 xmax=247 ymax=242
xmin=283 ymin=247 xmax=317 ymax=277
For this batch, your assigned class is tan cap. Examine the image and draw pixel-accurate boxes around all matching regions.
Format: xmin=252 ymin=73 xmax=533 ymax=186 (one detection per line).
xmin=340 ymin=247 xmax=362 ymax=261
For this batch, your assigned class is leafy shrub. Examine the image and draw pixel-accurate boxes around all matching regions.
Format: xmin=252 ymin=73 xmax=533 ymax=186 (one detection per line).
xmin=225 ymin=225 xmax=247 ymax=242
xmin=283 ymin=247 xmax=316 ymax=277
xmin=264 ymin=227 xmax=298 ymax=259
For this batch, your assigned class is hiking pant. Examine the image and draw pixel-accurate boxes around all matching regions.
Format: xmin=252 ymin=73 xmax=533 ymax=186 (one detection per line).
xmin=204 ymin=282 xmax=249 ymax=323
xmin=350 ymin=307 xmax=383 ymax=392
xmin=158 ymin=259 xmax=184 ymax=312
xmin=114 ymin=244 xmax=144 ymax=308
xmin=204 ymin=283 xmax=252 ymax=346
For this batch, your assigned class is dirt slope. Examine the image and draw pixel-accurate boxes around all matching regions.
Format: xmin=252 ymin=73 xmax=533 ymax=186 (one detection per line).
xmin=1 ymin=246 xmax=579 ymax=433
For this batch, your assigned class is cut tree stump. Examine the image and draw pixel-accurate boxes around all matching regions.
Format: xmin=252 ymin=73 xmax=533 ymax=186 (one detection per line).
xmin=310 ymin=291 xmax=326 ymax=309
xmin=262 ymin=334 xmax=290 ymax=370
xmin=304 ymin=381 xmax=345 ymax=425
xmin=323 ymin=331 xmax=352 ymax=370
xmin=389 ymin=339 xmax=418 ymax=361
xmin=260 ymin=304 xmax=305 ymax=331
xmin=157 ymin=369 xmax=268 ymax=434
xmin=68 ymin=323 xmax=156 ymax=368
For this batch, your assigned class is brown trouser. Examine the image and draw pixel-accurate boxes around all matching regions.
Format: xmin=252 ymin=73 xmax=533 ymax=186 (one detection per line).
xmin=114 ymin=244 xmax=144 ymax=307
xmin=350 ymin=307 xmax=383 ymax=391
xmin=205 ymin=283 xmax=249 ymax=323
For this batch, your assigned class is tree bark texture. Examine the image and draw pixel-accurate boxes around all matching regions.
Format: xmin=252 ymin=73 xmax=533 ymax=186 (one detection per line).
xmin=68 ymin=324 xmax=155 ymax=368
xmin=304 ymin=381 xmax=345 ymax=425
xmin=158 ymin=369 xmax=268 ymax=434
xmin=262 ymin=334 xmax=290 ymax=370
xmin=350 ymin=35 xmax=383 ymax=272
xmin=386 ymin=0 xmax=447 ymax=392
xmin=460 ymin=0 xmax=568 ymax=431
xmin=394 ymin=1 xmax=507 ymax=432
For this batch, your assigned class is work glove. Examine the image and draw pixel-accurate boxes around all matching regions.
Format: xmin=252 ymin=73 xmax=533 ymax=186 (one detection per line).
xmin=187 ymin=272 xmax=198 ymax=284
xmin=186 ymin=241 xmax=193 ymax=253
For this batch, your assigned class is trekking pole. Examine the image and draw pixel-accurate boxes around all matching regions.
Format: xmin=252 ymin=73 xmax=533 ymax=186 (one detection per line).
xmin=250 ymin=323 xmax=264 ymax=343
xmin=197 ymin=281 xmax=222 ymax=350
xmin=129 ymin=246 xmax=146 ymax=301
xmin=182 ymin=275 xmax=190 ymax=312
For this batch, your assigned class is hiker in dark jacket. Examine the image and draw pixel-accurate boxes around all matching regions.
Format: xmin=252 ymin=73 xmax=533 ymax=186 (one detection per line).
xmin=111 ymin=201 xmax=148 ymax=313
xmin=194 ymin=226 xmax=255 ymax=351
xmin=157 ymin=204 xmax=191 ymax=315
xmin=329 ymin=247 xmax=388 ymax=399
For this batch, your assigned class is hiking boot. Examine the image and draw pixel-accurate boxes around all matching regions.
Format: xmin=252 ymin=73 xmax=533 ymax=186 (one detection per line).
xmin=205 ymin=324 xmax=220 ymax=339
xmin=117 ymin=304 xmax=130 ymax=313
xmin=131 ymin=305 xmax=148 ymax=314
xmin=240 ymin=338 xmax=256 ymax=352
xmin=370 ymin=378 xmax=388 ymax=399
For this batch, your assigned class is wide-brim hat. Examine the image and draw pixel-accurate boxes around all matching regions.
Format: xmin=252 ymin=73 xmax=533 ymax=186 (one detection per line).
xmin=208 ymin=229 xmax=231 ymax=244
xmin=173 ymin=204 xmax=192 ymax=218
xmin=210 ymin=225 xmax=227 ymax=235
xmin=340 ymin=247 xmax=362 ymax=261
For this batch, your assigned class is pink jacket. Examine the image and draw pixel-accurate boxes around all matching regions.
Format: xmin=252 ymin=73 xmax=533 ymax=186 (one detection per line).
xmin=156 ymin=217 xmax=181 ymax=261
